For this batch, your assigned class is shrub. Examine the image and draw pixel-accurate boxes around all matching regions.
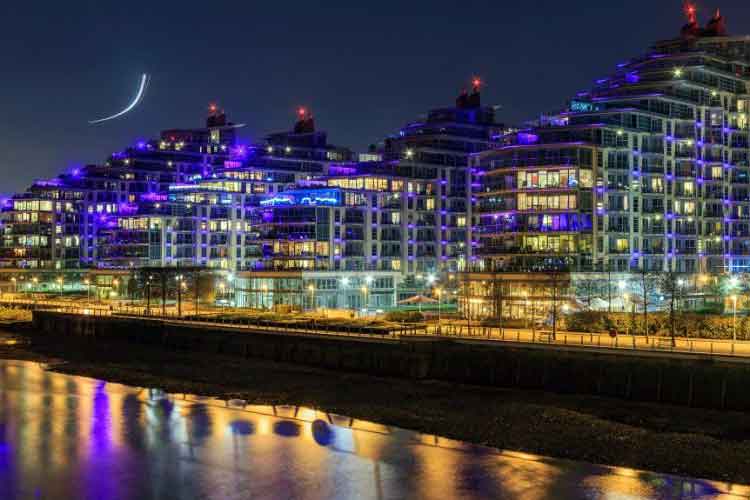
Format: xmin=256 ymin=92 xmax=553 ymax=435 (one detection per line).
xmin=563 ymin=310 xmax=750 ymax=340
xmin=385 ymin=311 xmax=424 ymax=323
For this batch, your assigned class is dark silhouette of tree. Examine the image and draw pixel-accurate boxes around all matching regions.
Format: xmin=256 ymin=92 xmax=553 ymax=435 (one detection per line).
xmin=638 ymin=266 xmax=658 ymax=339
xmin=657 ymin=271 xmax=682 ymax=347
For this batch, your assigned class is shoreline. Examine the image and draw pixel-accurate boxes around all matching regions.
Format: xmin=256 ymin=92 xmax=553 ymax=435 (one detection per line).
xmin=1 ymin=329 xmax=749 ymax=485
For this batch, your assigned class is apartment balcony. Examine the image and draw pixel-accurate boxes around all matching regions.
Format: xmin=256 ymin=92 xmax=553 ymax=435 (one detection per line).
xmin=479 ymin=246 xmax=577 ymax=255
xmin=704 ymin=155 xmax=724 ymax=163
xmin=641 ymin=208 xmax=665 ymax=215
xmin=3 ymin=224 xmax=54 ymax=235
xmin=640 ymin=148 xmax=665 ymax=155
xmin=642 ymin=166 xmax=665 ymax=174
xmin=675 ymin=151 xmax=696 ymax=159
xmin=673 ymin=130 xmax=695 ymax=139
xmin=641 ymin=188 xmax=665 ymax=195
xmin=675 ymin=169 xmax=696 ymax=178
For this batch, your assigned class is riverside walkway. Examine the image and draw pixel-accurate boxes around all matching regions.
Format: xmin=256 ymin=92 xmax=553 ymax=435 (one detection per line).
xmin=6 ymin=297 xmax=750 ymax=360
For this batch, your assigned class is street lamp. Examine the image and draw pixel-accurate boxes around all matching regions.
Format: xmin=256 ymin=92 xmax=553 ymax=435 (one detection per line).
xmin=218 ymin=282 xmax=226 ymax=304
xmin=623 ymin=292 xmax=630 ymax=335
xmin=30 ymin=277 xmax=39 ymax=305
xmin=308 ymin=283 xmax=316 ymax=312
xmin=84 ymin=278 xmax=91 ymax=301
xmin=731 ymin=294 xmax=738 ymax=345
xmin=176 ymin=274 xmax=184 ymax=316
xmin=361 ymin=285 xmax=369 ymax=315
xmin=226 ymin=273 xmax=235 ymax=307
xmin=146 ymin=275 xmax=153 ymax=316
xmin=435 ymin=287 xmax=443 ymax=334
xmin=618 ymin=280 xmax=627 ymax=311
xmin=10 ymin=277 xmax=16 ymax=294
xmin=56 ymin=277 xmax=64 ymax=297
xmin=261 ymin=284 xmax=269 ymax=310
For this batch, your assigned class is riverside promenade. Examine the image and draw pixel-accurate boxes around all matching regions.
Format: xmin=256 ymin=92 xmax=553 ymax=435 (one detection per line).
xmin=26 ymin=309 xmax=750 ymax=412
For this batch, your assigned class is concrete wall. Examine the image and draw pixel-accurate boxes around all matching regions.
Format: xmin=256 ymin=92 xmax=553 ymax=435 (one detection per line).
xmin=32 ymin=311 xmax=750 ymax=412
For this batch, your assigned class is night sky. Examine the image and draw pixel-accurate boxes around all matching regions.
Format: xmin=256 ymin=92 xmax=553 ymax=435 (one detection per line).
xmin=1 ymin=1 xmax=749 ymax=193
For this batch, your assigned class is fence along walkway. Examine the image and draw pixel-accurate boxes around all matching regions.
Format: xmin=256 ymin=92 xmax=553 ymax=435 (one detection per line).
xmin=429 ymin=323 xmax=750 ymax=358
xmin=16 ymin=299 xmax=750 ymax=358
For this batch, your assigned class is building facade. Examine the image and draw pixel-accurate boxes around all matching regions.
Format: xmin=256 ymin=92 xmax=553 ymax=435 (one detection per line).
xmin=473 ymin=8 xmax=750 ymax=277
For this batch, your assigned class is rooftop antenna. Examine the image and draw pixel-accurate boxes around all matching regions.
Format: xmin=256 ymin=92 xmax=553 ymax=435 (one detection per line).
xmin=471 ymin=76 xmax=482 ymax=93
xmin=683 ymin=1 xmax=697 ymax=25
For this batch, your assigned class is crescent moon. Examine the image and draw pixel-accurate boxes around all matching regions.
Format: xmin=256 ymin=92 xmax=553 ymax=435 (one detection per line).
xmin=89 ymin=73 xmax=150 ymax=124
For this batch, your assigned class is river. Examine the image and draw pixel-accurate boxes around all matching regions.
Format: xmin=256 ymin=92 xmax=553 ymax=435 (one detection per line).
xmin=0 ymin=359 xmax=746 ymax=499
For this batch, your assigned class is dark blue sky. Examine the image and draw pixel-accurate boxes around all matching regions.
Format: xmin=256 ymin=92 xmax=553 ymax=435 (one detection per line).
xmin=1 ymin=1 xmax=748 ymax=192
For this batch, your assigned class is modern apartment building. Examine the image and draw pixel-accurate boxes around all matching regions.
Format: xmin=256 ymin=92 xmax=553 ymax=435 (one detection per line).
xmin=1 ymin=85 xmax=505 ymax=309
xmin=0 ymin=180 xmax=83 ymax=270
xmin=472 ymin=7 xmax=750 ymax=277
xmin=380 ymin=80 xmax=505 ymax=274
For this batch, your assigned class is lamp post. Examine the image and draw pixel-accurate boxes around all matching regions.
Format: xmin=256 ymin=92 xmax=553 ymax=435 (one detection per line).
xmin=226 ymin=273 xmax=235 ymax=307
xmin=147 ymin=275 xmax=153 ymax=316
xmin=340 ymin=277 xmax=350 ymax=311
xmin=731 ymin=294 xmax=738 ymax=344
xmin=176 ymin=275 xmax=184 ymax=317
xmin=261 ymin=284 xmax=269 ymax=310
xmin=361 ymin=285 xmax=368 ymax=316
xmin=218 ymin=282 xmax=226 ymax=305
xmin=56 ymin=277 xmax=64 ymax=298
xmin=435 ymin=287 xmax=442 ymax=335
xmin=10 ymin=277 xmax=17 ymax=295
xmin=31 ymin=277 xmax=38 ymax=306
xmin=84 ymin=278 xmax=91 ymax=301
xmin=308 ymin=283 xmax=316 ymax=312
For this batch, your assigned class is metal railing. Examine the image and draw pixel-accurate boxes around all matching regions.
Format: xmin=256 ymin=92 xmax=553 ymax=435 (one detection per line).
xmin=419 ymin=323 xmax=750 ymax=358
xmin=11 ymin=297 xmax=750 ymax=357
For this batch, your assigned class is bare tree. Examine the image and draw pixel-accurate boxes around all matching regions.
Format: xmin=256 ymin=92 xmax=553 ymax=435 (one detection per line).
xmin=574 ymin=279 xmax=598 ymax=311
xmin=638 ymin=265 xmax=658 ymax=339
xmin=657 ymin=270 xmax=681 ymax=347
xmin=606 ymin=263 xmax=614 ymax=314
xmin=548 ymin=269 xmax=569 ymax=341
xmin=490 ymin=273 xmax=505 ymax=336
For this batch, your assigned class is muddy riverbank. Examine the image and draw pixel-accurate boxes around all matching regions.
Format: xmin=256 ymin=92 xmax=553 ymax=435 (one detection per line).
xmin=1 ymin=329 xmax=749 ymax=485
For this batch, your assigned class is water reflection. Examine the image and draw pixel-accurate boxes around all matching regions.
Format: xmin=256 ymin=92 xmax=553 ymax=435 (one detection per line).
xmin=0 ymin=360 xmax=746 ymax=499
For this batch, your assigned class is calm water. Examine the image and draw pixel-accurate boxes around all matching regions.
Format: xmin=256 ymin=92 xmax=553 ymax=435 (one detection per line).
xmin=0 ymin=360 xmax=747 ymax=500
